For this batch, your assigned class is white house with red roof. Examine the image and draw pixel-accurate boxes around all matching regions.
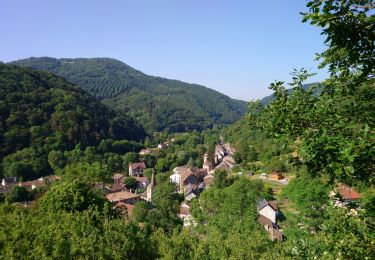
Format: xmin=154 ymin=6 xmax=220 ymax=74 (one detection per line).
xmin=258 ymin=199 xmax=279 ymax=224
xmin=129 ymin=162 xmax=146 ymax=177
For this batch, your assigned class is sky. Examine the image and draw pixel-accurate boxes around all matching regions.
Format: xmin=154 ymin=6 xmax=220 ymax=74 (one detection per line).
xmin=0 ymin=0 xmax=328 ymax=101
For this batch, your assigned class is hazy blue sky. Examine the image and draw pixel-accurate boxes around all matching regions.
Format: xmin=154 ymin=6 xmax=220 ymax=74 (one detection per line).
xmin=0 ymin=0 xmax=328 ymax=101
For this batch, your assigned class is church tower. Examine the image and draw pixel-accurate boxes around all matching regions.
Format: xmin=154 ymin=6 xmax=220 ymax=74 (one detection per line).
xmin=146 ymin=173 xmax=156 ymax=202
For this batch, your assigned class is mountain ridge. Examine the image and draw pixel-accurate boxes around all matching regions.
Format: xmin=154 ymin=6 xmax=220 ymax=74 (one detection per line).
xmin=10 ymin=57 xmax=248 ymax=133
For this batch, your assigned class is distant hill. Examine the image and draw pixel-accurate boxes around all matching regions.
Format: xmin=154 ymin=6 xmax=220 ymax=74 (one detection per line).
xmin=10 ymin=57 xmax=248 ymax=133
xmin=259 ymin=83 xmax=321 ymax=105
xmin=0 ymin=63 xmax=146 ymax=162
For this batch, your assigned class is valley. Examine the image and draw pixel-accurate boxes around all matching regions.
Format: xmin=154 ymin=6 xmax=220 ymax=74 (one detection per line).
xmin=0 ymin=0 xmax=374 ymax=258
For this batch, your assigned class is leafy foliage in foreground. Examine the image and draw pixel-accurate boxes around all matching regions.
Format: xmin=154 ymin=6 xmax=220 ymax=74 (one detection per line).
xmin=10 ymin=57 xmax=248 ymax=132
xmin=248 ymin=0 xmax=375 ymax=185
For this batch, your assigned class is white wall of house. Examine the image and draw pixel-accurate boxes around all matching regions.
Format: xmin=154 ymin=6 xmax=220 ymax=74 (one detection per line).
xmin=170 ymin=173 xmax=181 ymax=185
xmin=259 ymin=205 xmax=276 ymax=224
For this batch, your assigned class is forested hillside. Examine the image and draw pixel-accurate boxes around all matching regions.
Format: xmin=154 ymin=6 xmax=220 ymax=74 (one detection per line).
xmin=0 ymin=64 xmax=146 ymax=179
xmin=222 ymin=118 xmax=293 ymax=174
xmin=10 ymin=57 xmax=248 ymax=132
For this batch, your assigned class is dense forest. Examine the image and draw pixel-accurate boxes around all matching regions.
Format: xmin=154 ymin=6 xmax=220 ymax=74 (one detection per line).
xmin=0 ymin=64 xmax=146 ymax=180
xmin=10 ymin=57 xmax=248 ymax=132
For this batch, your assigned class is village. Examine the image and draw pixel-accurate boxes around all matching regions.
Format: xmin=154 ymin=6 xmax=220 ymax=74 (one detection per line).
xmin=0 ymin=138 xmax=362 ymax=242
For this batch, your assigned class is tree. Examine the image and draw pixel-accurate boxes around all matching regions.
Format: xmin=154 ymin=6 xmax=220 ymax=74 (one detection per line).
xmin=213 ymin=169 xmax=233 ymax=189
xmin=246 ymin=145 xmax=259 ymax=162
xmin=233 ymin=152 xmax=242 ymax=164
xmin=248 ymin=1 xmax=375 ymax=184
xmin=7 ymin=186 xmax=32 ymax=203
xmin=7 ymin=162 xmax=33 ymax=180
xmin=282 ymin=177 xmax=329 ymax=219
xmin=123 ymin=177 xmax=137 ymax=190
xmin=147 ymin=182 xmax=182 ymax=233
xmin=132 ymin=201 xmax=149 ymax=223
xmin=38 ymin=180 xmax=111 ymax=214
xmin=47 ymin=150 xmax=66 ymax=170
xmin=302 ymin=0 xmax=374 ymax=80
xmin=155 ymin=158 xmax=169 ymax=173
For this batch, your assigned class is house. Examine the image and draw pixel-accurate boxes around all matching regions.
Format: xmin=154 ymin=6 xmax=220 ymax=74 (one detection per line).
xmin=203 ymin=153 xmax=213 ymax=172
xmin=170 ymin=166 xmax=200 ymax=193
xmin=106 ymin=183 xmax=126 ymax=193
xmin=134 ymin=176 xmax=149 ymax=189
xmin=178 ymin=203 xmax=190 ymax=219
xmin=197 ymin=182 xmax=205 ymax=194
xmin=106 ymin=191 xmax=141 ymax=205
xmin=195 ymin=168 xmax=208 ymax=182
xmin=39 ymin=175 xmax=60 ymax=183
xmin=146 ymin=173 xmax=156 ymax=202
xmin=2 ymin=177 xmax=17 ymax=186
xmin=257 ymin=199 xmax=279 ymax=224
xmin=157 ymin=142 xmax=169 ymax=150
xmin=112 ymin=173 xmax=124 ymax=184
xmin=170 ymin=166 xmax=186 ymax=185
xmin=258 ymin=215 xmax=283 ymax=241
xmin=271 ymin=172 xmax=284 ymax=181
xmin=184 ymin=183 xmax=198 ymax=201
xmin=337 ymin=185 xmax=361 ymax=202
xmin=139 ymin=149 xmax=151 ymax=156
xmin=214 ymin=145 xmax=226 ymax=164
xmin=170 ymin=166 xmax=207 ymax=193
xmin=330 ymin=184 xmax=361 ymax=206
xmin=178 ymin=202 xmax=196 ymax=227
xmin=257 ymin=199 xmax=283 ymax=241
xmin=203 ymin=161 xmax=213 ymax=172
xmin=129 ymin=162 xmax=146 ymax=177
xmin=215 ymin=156 xmax=235 ymax=171
xmin=19 ymin=180 xmax=44 ymax=190
xmin=180 ymin=170 xmax=199 ymax=192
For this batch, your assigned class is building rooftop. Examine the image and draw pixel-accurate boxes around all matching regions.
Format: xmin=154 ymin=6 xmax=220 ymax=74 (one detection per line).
xmin=106 ymin=191 xmax=140 ymax=202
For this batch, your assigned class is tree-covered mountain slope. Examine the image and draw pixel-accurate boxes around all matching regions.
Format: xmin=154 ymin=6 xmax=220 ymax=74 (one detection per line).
xmin=0 ymin=63 xmax=146 ymax=161
xmin=10 ymin=57 xmax=248 ymax=132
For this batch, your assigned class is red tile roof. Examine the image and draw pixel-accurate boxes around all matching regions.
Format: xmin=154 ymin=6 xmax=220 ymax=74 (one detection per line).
xmin=268 ymin=201 xmax=279 ymax=211
xmin=112 ymin=173 xmax=124 ymax=180
xmin=129 ymin=162 xmax=146 ymax=170
xmin=134 ymin=176 xmax=149 ymax=183
xmin=204 ymin=175 xmax=214 ymax=186
xmin=107 ymin=183 xmax=125 ymax=193
xmin=179 ymin=206 xmax=190 ymax=216
xmin=338 ymin=185 xmax=361 ymax=200
xmin=106 ymin=191 xmax=140 ymax=202
xmin=115 ymin=202 xmax=134 ymax=215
